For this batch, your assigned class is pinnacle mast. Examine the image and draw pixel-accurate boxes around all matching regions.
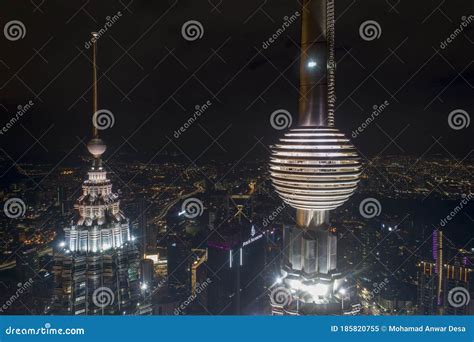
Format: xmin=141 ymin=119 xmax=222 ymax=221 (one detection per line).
xmin=92 ymin=32 xmax=99 ymax=139
xmin=298 ymin=0 xmax=335 ymax=127
xmin=87 ymin=32 xmax=107 ymax=160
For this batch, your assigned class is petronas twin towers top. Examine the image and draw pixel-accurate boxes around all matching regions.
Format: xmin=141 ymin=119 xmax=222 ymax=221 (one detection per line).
xmin=270 ymin=0 xmax=361 ymax=315
xmin=51 ymin=33 xmax=140 ymax=315
xmin=67 ymin=32 xmax=130 ymax=253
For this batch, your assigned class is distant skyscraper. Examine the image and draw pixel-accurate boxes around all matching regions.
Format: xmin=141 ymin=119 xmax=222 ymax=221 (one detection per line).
xmin=140 ymin=258 xmax=155 ymax=289
xmin=207 ymin=192 xmax=265 ymax=315
xmin=51 ymin=33 xmax=140 ymax=315
xmin=138 ymin=196 xmax=156 ymax=256
xmin=167 ymin=235 xmax=191 ymax=296
xmin=16 ymin=247 xmax=39 ymax=283
xmin=417 ymin=230 xmax=472 ymax=315
xmin=269 ymin=0 xmax=361 ymax=315
xmin=56 ymin=185 xmax=66 ymax=216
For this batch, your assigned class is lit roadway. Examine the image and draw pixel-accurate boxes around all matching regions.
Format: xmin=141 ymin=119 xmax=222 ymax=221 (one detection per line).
xmin=151 ymin=181 xmax=204 ymax=223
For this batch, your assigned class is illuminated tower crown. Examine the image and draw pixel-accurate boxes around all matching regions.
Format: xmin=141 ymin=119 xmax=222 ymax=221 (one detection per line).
xmin=52 ymin=33 xmax=140 ymax=316
xmin=64 ymin=32 xmax=130 ymax=253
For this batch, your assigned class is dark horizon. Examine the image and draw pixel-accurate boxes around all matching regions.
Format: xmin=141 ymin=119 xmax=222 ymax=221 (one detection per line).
xmin=0 ymin=0 xmax=473 ymax=165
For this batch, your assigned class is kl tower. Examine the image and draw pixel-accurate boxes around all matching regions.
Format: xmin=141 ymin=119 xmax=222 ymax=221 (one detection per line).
xmin=269 ymin=0 xmax=361 ymax=315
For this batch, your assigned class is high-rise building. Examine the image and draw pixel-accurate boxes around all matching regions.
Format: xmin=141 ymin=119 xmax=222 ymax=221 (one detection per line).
xmin=206 ymin=192 xmax=265 ymax=315
xmin=167 ymin=235 xmax=191 ymax=295
xmin=16 ymin=247 xmax=39 ymax=283
xmin=50 ymin=33 xmax=140 ymax=315
xmin=269 ymin=0 xmax=361 ymax=315
xmin=140 ymin=258 xmax=155 ymax=290
xmin=417 ymin=230 xmax=472 ymax=315
xmin=56 ymin=185 xmax=66 ymax=216
xmin=138 ymin=196 xmax=156 ymax=256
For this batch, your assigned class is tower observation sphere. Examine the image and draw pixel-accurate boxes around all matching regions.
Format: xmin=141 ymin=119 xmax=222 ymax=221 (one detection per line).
xmin=270 ymin=127 xmax=361 ymax=211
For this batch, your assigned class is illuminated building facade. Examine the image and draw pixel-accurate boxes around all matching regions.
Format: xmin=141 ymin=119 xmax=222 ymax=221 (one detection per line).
xmin=417 ymin=230 xmax=472 ymax=315
xmin=51 ymin=33 xmax=140 ymax=315
xmin=269 ymin=0 xmax=361 ymax=315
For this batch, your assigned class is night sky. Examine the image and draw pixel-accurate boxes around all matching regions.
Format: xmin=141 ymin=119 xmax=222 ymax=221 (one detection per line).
xmin=0 ymin=0 xmax=473 ymax=165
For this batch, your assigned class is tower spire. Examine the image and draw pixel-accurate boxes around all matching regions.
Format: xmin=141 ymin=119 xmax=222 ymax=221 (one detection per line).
xmin=92 ymin=32 xmax=99 ymax=139
xmin=86 ymin=32 xmax=107 ymax=159
xmin=298 ymin=0 xmax=335 ymax=127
